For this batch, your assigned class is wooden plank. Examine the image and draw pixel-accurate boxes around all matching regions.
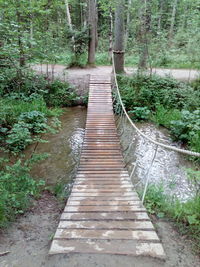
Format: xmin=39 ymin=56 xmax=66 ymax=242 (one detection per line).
xmin=58 ymin=220 xmax=154 ymax=230
xmin=49 ymin=75 xmax=165 ymax=258
xmin=60 ymin=212 xmax=150 ymax=221
xmin=49 ymin=240 xmax=165 ymax=258
xmin=64 ymin=206 xmax=145 ymax=212
xmin=54 ymin=229 xmax=159 ymax=241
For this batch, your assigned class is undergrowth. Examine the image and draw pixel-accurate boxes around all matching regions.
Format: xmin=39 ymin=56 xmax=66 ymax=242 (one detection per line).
xmin=0 ymin=155 xmax=47 ymax=228
xmin=117 ymin=74 xmax=200 ymax=153
xmin=141 ymin=180 xmax=200 ymax=251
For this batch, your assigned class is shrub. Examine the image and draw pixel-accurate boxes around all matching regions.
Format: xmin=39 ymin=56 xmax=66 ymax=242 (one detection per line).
xmin=151 ymin=105 xmax=181 ymax=128
xmin=6 ymin=122 xmax=32 ymax=153
xmin=44 ymin=80 xmax=78 ymax=107
xmin=118 ymin=74 xmax=199 ymax=111
xmin=142 ymin=183 xmax=200 ymax=250
xmin=0 ymin=157 xmax=45 ymax=227
xmin=171 ymin=110 xmax=200 ymax=144
xmin=19 ymin=111 xmax=48 ymax=133
xmin=128 ymin=107 xmax=150 ymax=121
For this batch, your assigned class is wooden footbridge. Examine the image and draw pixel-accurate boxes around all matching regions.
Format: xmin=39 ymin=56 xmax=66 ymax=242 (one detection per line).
xmin=49 ymin=75 xmax=165 ymax=258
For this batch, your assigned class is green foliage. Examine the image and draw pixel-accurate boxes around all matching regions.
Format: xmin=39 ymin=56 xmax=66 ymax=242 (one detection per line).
xmin=67 ymin=28 xmax=89 ymax=67
xmin=118 ymin=74 xmax=200 ymax=152
xmin=6 ymin=122 xmax=33 ymax=153
xmin=95 ymin=52 xmax=111 ymax=65
xmin=118 ymin=74 xmax=199 ymax=111
xmin=0 ymin=157 xmax=45 ymax=227
xmin=142 ymin=182 xmax=200 ymax=250
xmin=151 ymin=105 xmax=181 ymax=128
xmin=186 ymin=168 xmax=200 ymax=197
xmin=19 ymin=111 xmax=48 ymax=133
xmin=128 ymin=107 xmax=150 ymax=121
xmin=171 ymin=110 xmax=200 ymax=152
xmin=0 ymin=97 xmax=53 ymax=128
xmin=0 ymin=98 xmax=61 ymax=153
xmin=44 ymin=80 xmax=78 ymax=107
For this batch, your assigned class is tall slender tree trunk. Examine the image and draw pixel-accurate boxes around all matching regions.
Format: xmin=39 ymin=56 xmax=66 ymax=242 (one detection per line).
xmin=16 ymin=2 xmax=25 ymax=68
xmin=64 ymin=0 xmax=75 ymax=50
xmin=114 ymin=0 xmax=125 ymax=73
xmin=108 ymin=9 xmax=113 ymax=62
xmin=138 ymin=0 xmax=151 ymax=71
xmin=87 ymin=0 xmax=97 ymax=65
xmin=169 ymin=0 xmax=178 ymax=45
xmin=29 ymin=0 xmax=33 ymax=44
xmin=125 ymin=0 xmax=132 ymax=49
xmin=157 ymin=0 xmax=164 ymax=31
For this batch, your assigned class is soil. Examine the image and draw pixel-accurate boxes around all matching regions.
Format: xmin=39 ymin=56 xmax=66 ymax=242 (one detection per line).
xmin=0 ymin=66 xmax=200 ymax=267
xmin=31 ymin=64 xmax=200 ymax=82
xmin=0 ymin=192 xmax=199 ymax=267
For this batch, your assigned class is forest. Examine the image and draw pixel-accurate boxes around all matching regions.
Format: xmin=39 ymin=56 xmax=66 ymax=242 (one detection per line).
xmin=0 ymin=0 xmax=200 ymax=259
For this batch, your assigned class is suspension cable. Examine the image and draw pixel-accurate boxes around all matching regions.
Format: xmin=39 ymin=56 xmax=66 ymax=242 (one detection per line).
xmin=111 ymin=52 xmax=200 ymax=158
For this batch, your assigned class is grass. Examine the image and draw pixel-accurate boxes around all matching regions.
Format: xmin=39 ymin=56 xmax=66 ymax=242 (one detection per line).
xmin=141 ymin=183 xmax=200 ymax=251
xmin=151 ymin=105 xmax=182 ymax=128
xmin=0 ymin=156 xmax=46 ymax=228
xmin=0 ymin=97 xmax=61 ymax=127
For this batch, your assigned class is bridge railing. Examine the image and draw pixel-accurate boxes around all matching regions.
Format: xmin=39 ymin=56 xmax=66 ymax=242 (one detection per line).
xmin=111 ymin=52 xmax=200 ymax=203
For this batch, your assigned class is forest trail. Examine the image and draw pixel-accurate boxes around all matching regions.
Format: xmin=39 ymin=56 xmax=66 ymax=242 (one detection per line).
xmin=49 ymin=75 xmax=165 ymax=258
xmin=31 ymin=64 xmax=199 ymax=82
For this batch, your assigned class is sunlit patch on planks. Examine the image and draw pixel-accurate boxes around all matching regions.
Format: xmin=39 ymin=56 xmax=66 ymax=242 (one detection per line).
xmin=49 ymin=75 xmax=166 ymax=259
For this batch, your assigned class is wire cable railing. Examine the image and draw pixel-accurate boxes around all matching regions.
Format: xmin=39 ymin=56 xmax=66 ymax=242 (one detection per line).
xmin=111 ymin=52 xmax=200 ymax=203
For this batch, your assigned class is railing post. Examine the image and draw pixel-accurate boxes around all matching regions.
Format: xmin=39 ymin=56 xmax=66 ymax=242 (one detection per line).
xmin=142 ymin=145 xmax=158 ymax=204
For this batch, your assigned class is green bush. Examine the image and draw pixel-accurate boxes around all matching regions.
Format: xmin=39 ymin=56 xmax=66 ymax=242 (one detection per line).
xmin=19 ymin=111 xmax=48 ymax=133
xmin=118 ymin=74 xmax=199 ymax=111
xmin=117 ymin=74 xmax=200 ymax=152
xmin=0 ymin=158 xmax=45 ymax=227
xmin=128 ymin=107 xmax=150 ymax=121
xmin=171 ymin=110 xmax=200 ymax=151
xmin=44 ymin=80 xmax=78 ymax=107
xmin=151 ymin=105 xmax=181 ymax=128
xmin=6 ymin=122 xmax=32 ymax=153
xmin=142 ymin=183 xmax=200 ymax=250
xmin=0 ymin=97 xmax=54 ymax=128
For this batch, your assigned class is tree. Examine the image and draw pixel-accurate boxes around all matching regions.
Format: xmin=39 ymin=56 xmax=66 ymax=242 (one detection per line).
xmin=169 ymin=0 xmax=178 ymax=45
xmin=87 ymin=0 xmax=97 ymax=65
xmin=138 ymin=0 xmax=151 ymax=71
xmin=113 ymin=0 xmax=125 ymax=73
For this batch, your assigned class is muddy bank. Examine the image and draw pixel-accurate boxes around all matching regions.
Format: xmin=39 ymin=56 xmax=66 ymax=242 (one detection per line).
xmin=0 ymin=205 xmax=200 ymax=267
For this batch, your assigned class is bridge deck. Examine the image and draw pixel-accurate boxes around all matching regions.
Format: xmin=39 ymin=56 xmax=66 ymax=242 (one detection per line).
xmin=49 ymin=75 xmax=165 ymax=259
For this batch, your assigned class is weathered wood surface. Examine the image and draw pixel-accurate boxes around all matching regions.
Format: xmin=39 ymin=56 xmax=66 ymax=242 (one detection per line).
xmin=49 ymin=75 xmax=165 ymax=259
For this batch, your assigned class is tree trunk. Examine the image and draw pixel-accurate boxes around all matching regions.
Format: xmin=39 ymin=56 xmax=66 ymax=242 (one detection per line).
xmin=30 ymin=0 xmax=33 ymax=44
xmin=16 ymin=3 xmax=25 ymax=68
xmin=138 ymin=0 xmax=151 ymax=71
xmin=125 ymin=0 xmax=132 ymax=49
xmin=169 ymin=0 xmax=178 ymax=45
xmin=64 ymin=0 xmax=75 ymax=50
xmin=157 ymin=0 xmax=164 ymax=31
xmin=87 ymin=0 xmax=97 ymax=65
xmin=108 ymin=9 xmax=113 ymax=62
xmin=114 ymin=0 xmax=125 ymax=73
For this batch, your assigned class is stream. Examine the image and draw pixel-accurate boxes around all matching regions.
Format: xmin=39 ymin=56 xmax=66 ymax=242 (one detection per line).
xmin=26 ymin=106 xmax=86 ymax=187
xmin=27 ymin=107 xmax=194 ymax=201
xmin=120 ymin=120 xmax=195 ymax=200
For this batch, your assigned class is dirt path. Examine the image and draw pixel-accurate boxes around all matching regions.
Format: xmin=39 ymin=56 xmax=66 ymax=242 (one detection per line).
xmin=31 ymin=64 xmax=200 ymax=82
xmin=0 ymin=193 xmax=199 ymax=267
